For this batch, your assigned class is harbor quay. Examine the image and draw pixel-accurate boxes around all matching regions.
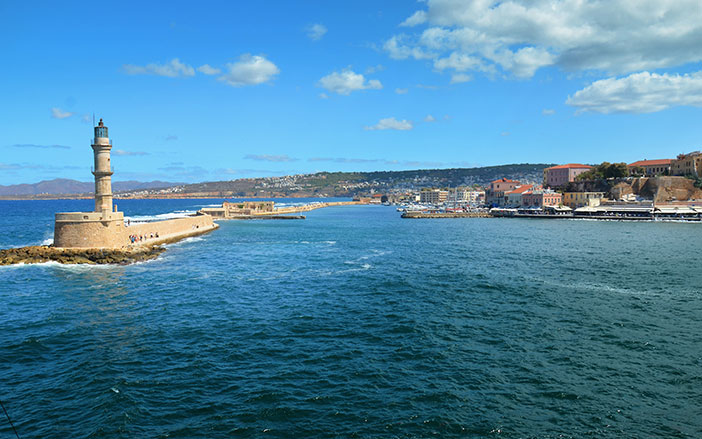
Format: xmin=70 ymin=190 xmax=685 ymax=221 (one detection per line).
xmin=198 ymin=200 xmax=365 ymax=219
xmin=390 ymin=160 xmax=702 ymax=222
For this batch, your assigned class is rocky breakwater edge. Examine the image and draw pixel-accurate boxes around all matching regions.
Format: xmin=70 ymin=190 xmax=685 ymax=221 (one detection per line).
xmin=0 ymin=245 xmax=166 ymax=265
xmin=1 ymin=218 xmax=220 ymax=266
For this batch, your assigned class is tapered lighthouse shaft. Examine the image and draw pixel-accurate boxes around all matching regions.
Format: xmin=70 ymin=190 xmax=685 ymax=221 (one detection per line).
xmin=91 ymin=119 xmax=114 ymax=213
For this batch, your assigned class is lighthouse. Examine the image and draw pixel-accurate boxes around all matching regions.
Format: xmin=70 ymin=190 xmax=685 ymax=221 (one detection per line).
xmin=53 ymin=118 xmax=125 ymax=248
xmin=53 ymin=118 xmax=217 ymax=248
xmin=92 ymin=119 xmax=114 ymax=213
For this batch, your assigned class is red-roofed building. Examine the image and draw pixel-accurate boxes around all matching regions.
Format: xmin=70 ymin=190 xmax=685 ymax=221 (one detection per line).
xmin=628 ymin=159 xmax=672 ymax=176
xmin=505 ymin=184 xmax=534 ymax=206
xmin=522 ymin=189 xmax=562 ymax=208
xmin=485 ymin=178 xmax=520 ymax=206
xmin=543 ymin=164 xmax=592 ymax=187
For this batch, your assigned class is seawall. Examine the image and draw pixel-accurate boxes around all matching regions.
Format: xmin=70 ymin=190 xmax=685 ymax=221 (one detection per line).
xmin=54 ymin=213 xmax=217 ymax=249
xmin=264 ymin=201 xmax=363 ymax=215
xmin=401 ymin=211 xmax=491 ymax=219
xmin=199 ymin=200 xmax=364 ymax=219
xmin=124 ymin=215 xmax=218 ymax=247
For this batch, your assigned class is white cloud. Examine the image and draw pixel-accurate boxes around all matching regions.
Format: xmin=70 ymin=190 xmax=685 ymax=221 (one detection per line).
xmin=385 ymin=0 xmax=702 ymax=79
xmin=424 ymin=114 xmax=436 ymax=122
xmin=495 ymin=47 xmax=556 ymax=79
xmin=244 ymin=154 xmax=298 ymax=162
xmin=384 ymin=35 xmax=434 ymax=60
xmin=395 ymin=88 xmax=408 ymax=94
xmin=318 ymin=69 xmax=382 ymax=95
xmin=51 ymin=107 xmax=73 ymax=119
xmin=566 ymin=71 xmax=702 ymax=114
xmin=197 ymin=64 xmax=221 ymax=75
xmin=364 ymin=117 xmax=413 ymax=131
xmin=81 ymin=114 xmax=91 ymax=124
xmin=400 ymin=10 xmax=427 ymax=27
xmin=123 ymin=58 xmax=195 ymax=77
xmin=365 ymin=64 xmax=385 ymax=74
xmin=319 ymin=93 xmax=329 ymax=99
xmin=501 ymin=131 xmax=511 ymax=136
xmin=307 ymin=23 xmax=327 ymax=41
xmin=450 ymin=73 xmax=472 ymax=84
xmin=113 ymin=149 xmax=148 ymax=156
xmin=218 ymin=54 xmax=280 ymax=86
xmin=542 ymin=109 xmax=556 ymax=115
xmin=434 ymin=52 xmax=485 ymax=73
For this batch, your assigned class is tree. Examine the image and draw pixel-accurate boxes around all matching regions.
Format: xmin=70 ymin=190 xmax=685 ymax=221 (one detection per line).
xmin=629 ymin=166 xmax=645 ymax=177
xmin=576 ymin=162 xmax=629 ymax=180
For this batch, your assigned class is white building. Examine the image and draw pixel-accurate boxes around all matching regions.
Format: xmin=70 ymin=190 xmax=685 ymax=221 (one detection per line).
xmin=420 ymin=189 xmax=448 ymax=204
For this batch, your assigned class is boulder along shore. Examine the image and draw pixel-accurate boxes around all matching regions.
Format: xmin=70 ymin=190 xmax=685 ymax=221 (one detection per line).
xmin=0 ymin=245 xmax=166 ymax=265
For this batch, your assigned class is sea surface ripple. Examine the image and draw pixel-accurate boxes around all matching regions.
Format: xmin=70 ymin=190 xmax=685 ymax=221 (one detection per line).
xmin=1 ymin=199 xmax=701 ymax=438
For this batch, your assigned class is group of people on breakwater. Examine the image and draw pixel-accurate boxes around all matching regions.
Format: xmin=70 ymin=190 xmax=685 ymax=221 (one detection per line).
xmin=129 ymin=233 xmax=159 ymax=244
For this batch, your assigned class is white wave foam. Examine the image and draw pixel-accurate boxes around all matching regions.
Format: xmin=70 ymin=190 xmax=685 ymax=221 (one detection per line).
xmin=0 ymin=260 xmax=118 ymax=269
xmin=125 ymin=210 xmax=196 ymax=223
xmin=41 ymin=238 xmax=54 ymax=246
xmin=164 ymin=236 xmax=204 ymax=247
xmin=318 ymin=263 xmax=372 ymax=276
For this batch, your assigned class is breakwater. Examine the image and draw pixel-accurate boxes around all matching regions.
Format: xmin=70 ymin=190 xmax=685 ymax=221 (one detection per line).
xmin=55 ymin=212 xmax=217 ymax=249
xmin=1 ymin=214 xmax=219 ymax=265
xmin=221 ymin=215 xmax=306 ymax=220
xmin=0 ymin=245 xmax=165 ymax=265
xmin=266 ymin=201 xmax=363 ymax=215
xmin=401 ymin=211 xmax=491 ymax=219
xmin=124 ymin=215 xmax=219 ymax=246
xmin=199 ymin=200 xmax=363 ymax=220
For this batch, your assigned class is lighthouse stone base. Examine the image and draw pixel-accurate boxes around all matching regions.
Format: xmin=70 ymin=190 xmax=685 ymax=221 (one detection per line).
xmin=54 ymin=211 xmax=126 ymax=248
xmin=53 ymin=211 xmax=217 ymax=249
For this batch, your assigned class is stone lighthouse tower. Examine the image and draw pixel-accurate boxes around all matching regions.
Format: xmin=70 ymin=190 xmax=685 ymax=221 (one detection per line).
xmin=92 ymin=119 xmax=114 ymax=213
xmin=53 ymin=118 xmax=125 ymax=248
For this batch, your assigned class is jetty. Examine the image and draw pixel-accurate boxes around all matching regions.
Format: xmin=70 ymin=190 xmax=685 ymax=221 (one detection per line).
xmin=198 ymin=200 xmax=363 ymax=220
xmin=401 ymin=211 xmax=490 ymax=219
xmin=0 ymin=245 xmax=166 ymax=266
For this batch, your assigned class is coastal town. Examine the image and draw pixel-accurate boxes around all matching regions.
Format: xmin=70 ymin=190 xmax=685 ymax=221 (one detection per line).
xmin=376 ymin=154 xmax=702 ymax=221
xmin=2 ymin=118 xmax=701 ymax=266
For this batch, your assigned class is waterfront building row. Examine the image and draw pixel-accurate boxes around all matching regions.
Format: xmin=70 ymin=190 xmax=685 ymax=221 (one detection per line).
xmin=670 ymin=151 xmax=702 ymax=177
xmin=543 ymin=151 xmax=702 ymax=190
xmin=543 ymin=164 xmax=592 ymax=188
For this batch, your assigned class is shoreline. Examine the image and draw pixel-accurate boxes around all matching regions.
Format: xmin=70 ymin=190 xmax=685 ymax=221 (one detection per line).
xmin=0 ymin=195 xmax=357 ymax=201
xmin=1 ymin=220 xmax=219 ymax=266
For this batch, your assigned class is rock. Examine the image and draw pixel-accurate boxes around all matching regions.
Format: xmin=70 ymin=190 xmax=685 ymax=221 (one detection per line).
xmin=0 ymin=245 xmax=166 ymax=266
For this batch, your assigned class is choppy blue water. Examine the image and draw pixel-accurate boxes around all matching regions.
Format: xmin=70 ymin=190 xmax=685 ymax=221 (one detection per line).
xmin=1 ymin=199 xmax=701 ymax=438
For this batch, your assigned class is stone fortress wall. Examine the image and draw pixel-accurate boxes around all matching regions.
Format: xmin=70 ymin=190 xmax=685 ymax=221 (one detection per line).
xmin=55 ymin=212 xmax=216 ymax=249
xmin=124 ymin=215 xmax=216 ymax=247
xmin=54 ymin=213 xmax=126 ymax=248
xmin=199 ymin=200 xmax=363 ymax=219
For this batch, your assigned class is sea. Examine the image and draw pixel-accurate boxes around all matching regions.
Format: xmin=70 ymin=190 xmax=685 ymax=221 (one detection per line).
xmin=1 ymin=198 xmax=701 ymax=438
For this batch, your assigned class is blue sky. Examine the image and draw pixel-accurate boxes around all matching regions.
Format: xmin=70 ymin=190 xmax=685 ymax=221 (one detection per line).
xmin=2 ymin=0 xmax=701 ymax=185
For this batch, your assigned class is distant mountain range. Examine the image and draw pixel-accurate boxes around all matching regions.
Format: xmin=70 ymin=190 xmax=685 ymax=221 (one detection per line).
xmin=0 ymin=179 xmax=182 ymax=196
xmin=1 ymin=164 xmax=553 ymax=198
xmin=162 ymin=163 xmax=553 ymax=198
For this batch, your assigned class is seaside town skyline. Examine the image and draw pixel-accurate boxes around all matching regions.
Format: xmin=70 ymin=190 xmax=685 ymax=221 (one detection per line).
xmin=2 ymin=1 xmax=702 ymax=186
